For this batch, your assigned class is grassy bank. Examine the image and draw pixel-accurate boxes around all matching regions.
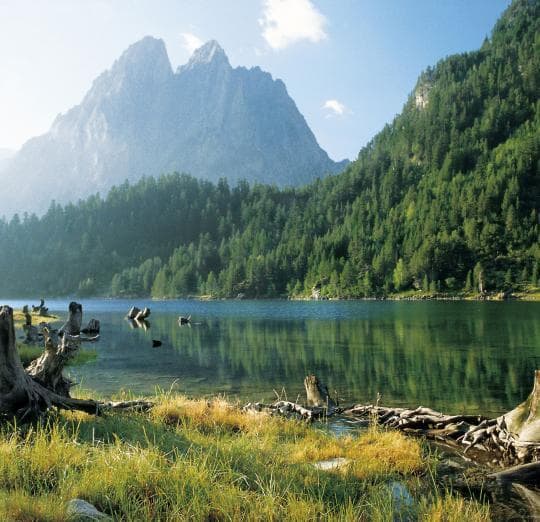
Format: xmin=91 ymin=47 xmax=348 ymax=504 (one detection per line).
xmin=0 ymin=394 xmax=490 ymax=521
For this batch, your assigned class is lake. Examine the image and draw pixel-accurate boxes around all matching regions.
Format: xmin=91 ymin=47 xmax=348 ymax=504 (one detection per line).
xmin=5 ymin=299 xmax=540 ymax=417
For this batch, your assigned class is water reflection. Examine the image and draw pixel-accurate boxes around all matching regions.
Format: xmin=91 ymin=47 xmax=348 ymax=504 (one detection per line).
xmin=6 ymin=299 xmax=538 ymax=417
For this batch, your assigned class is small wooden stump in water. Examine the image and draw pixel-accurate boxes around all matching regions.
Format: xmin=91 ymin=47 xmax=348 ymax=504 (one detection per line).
xmin=304 ymin=374 xmax=336 ymax=409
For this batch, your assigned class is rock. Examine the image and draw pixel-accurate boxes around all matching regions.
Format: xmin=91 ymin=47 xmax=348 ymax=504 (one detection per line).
xmin=313 ymin=457 xmax=349 ymax=471
xmin=66 ymin=499 xmax=111 ymax=521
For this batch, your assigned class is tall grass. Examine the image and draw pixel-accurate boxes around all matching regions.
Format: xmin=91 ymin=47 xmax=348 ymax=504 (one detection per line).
xmin=0 ymin=394 xmax=490 ymax=521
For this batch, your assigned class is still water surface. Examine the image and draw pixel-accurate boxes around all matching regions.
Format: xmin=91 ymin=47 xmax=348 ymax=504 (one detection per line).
xmin=5 ymin=299 xmax=539 ymax=417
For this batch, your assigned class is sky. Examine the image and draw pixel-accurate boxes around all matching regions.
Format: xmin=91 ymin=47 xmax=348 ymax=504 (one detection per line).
xmin=0 ymin=0 xmax=511 ymax=161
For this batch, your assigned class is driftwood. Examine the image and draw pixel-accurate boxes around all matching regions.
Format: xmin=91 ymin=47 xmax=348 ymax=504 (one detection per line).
xmin=1 ymin=304 xmax=151 ymax=421
xmin=243 ymin=375 xmax=339 ymax=420
xmin=244 ymin=400 xmax=327 ymax=421
xmin=243 ymin=372 xmax=539 ymax=521
xmin=245 ymin=373 xmax=540 ymax=468
xmin=336 ymin=371 xmax=540 ymax=466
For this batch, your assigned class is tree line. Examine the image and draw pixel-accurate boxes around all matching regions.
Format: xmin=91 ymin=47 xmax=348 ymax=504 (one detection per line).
xmin=0 ymin=0 xmax=538 ymax=299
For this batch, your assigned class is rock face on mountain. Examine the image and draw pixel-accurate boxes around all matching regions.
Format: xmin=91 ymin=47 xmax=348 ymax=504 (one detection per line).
xmin=0 ymin=38 xmax=347 ymax=217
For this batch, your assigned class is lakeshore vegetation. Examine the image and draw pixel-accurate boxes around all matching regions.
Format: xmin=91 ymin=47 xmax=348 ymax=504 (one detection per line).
xmin=0 ymin=393 xmax=491 ymax=521
xmin=0 ymin=0 xmax=538 ymax=300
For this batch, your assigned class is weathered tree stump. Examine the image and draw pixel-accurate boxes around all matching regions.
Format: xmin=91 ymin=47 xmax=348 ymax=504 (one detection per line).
xmin=127 ymin=306 xmax=150 ymax=321
xmin=22 ymin=324 xmax=41 ymax=345
xmin=32 ymin=298 xmax=49 ymax=316
xmin=135 ymin=307 xmax=150 ymax=321
xmin=82 ymin=319 xmax=100 ymax=335
xmin=127 ymin=306 xmax=140 ymax=320
xmin=1 ymin=304 xmax=151 ymax=422
xmin=304 ymin=374 xmax=336 ymax=409
xmin=27 ymin=302 xmax=100 ymax=396
xmin=501 ymin=370 xmax=540 ymax=444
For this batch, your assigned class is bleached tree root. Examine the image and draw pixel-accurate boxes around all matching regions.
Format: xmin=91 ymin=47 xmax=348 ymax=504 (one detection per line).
xmin=244 ymin=373 xmax=540 ymax=467
xmin=0 ymin=304 xmax=152 ymax=422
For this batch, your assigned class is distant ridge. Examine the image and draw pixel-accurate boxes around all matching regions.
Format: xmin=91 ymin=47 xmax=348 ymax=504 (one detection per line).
xmin=0 ymin=38 xmax=347 ymax=217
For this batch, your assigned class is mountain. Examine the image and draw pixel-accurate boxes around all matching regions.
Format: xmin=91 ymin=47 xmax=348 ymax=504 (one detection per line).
xmin=0 ymin=0 xmax=537 ymax=298
xmin=0 ymin=148 xmax=14 ymax=171
xmin=0 ymin=38 xmax=347 ymax=217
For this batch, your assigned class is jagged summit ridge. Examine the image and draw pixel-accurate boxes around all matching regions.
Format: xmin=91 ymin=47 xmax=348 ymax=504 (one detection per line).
xmin=0 ymin=37 xmax=347 ymax=217
xmin=182 ymin=40 xmax=229 ymax=70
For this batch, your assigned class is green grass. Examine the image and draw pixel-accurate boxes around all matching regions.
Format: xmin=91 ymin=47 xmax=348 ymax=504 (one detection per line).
xmin=0 ymin=394 xmax=490 ymax=521
xmin=17 ymin=344 xmax=98 ymax=368
xmin=13 ymin=310 xmax=59 ymax=329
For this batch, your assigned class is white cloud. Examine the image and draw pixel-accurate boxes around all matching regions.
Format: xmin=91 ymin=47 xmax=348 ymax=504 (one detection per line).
xmin=180 ymin=32 xmax=204 ymax=55
xmin=323 ymin=99 xmax=346 ymax=117
xmin=259 ymin=0 xmax=327 ymax=51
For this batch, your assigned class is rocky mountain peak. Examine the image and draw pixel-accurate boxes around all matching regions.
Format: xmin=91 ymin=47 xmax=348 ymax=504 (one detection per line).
xmin=113 ymin=36 xmax=172 ymax=80
xmin=180 ymin=40 xmax=230 ymax=72
xmin=0 ymin=37 xmax=347 ymax=217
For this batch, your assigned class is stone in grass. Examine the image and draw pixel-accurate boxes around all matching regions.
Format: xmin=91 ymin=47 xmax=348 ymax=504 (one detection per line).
xmin=66 ymin=499 xmax=111 ymax=521
xmin=312 ymin=457 xmax=349 ymax=470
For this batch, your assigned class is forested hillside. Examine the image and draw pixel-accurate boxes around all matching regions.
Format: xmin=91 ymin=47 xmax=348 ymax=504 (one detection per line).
xmin=0 ymin=0 xmax=538 ymax=299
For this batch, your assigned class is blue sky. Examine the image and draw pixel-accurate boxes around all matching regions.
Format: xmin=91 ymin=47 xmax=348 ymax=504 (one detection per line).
xmin=0 ymin=0 xmax=511 ymax=160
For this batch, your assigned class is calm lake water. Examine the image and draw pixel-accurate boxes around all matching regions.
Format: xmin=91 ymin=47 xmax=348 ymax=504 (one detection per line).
xmin=5 ymin=299 xmax=540 ymax=417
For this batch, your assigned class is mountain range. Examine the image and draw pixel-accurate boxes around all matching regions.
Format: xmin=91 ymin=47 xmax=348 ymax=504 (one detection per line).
xmin=0 ymin=38 xmax=347 ymax=217
xmin=0 ymin=0 xmax=537 ymax=299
